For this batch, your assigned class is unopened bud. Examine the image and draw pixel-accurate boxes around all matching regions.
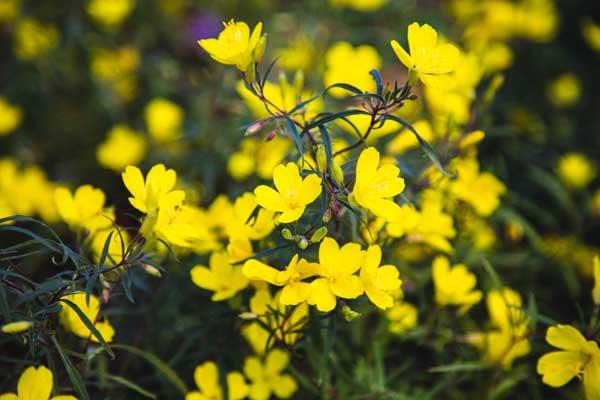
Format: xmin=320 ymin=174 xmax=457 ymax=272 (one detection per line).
xmin=297 ymin=237 xmax=309 ymax=250
xmin=322 ymin=209 xmax=332 ymax=223
xmin=143 ymin=264 xmax=162 ymax=277
xmin=239 ymin=312 xmax=258 ymax=320
xmin=331 ymin=160 xmax=344 ymax=186
xmin=281 ymin=228 xmax=294 ymax=241
xmin=341 ymin=305 xmax=362 ymax=321
xmin=244 ymin=121 xmax=263 ymax=136
xmin=264 ymin=130 xmax=277 ymax=142
xmin=316 ymin=145 xmax=327 ymax=173
xmin=310 ymin=226 xmax=328 ymax=243
xmin=253 ymin=35 xmax=267 ymax=63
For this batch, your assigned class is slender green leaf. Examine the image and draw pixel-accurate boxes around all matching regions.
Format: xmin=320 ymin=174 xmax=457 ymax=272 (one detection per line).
xmin=105 ymin=374 xmax=157 ymax=399
xmin=51 ymin=335 xmax=90 ymax=400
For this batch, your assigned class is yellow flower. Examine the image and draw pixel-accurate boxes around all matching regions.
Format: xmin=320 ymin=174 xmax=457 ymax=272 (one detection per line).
xmin=386 ymin=301 xmax=418 ymax=334
xmin=537 ymin=324 xmax=600 ymax=400
xmin=307 ymin=237 xmax=364 ymax=312
xmin=227 ymin=137 xmax=292 ymax=181
xmin=244 ymin=349 xmax=297 ymax=400
xmin=190 ymin=251 xmax=249 ymax=301
xmin=582 ymin=19 xmax=600 ymax=52
xmin=387 ymin=120 xmax=435 ymax=155
xmin=359 ymin=244 xmax=402 ymax=309
xmin=198 ymin=19 xmax=266 ymax=72
xmin=277 ymin=33 xmax=315 ymax=71
xmin=89 ymin=227 xmax=128 ymax=262
xmin=449 ymin=157 xmax=506 ymax=216
xmin=242 ymin=289 xmax=308 ymax=354
xmin=90 ymin=46 xmax=139 ymax=101
xmin=14 ymin=18 xmax=59 ymax=60
xmin=391 ymin=23 xmax=460 ymax=88
xmin=186 ymin=361 xmax=248 ymax=400
xmin=153 ymin=205 xmax=219 ymax=252
xmin=0 ymin=97 xmax=22 ymax=136
xmin=324 ymin=41 xmax=381 ymax=98
xmin=60 ymin=292 xmax=115 ymax=343
xmin=593 ymin=256 xmax=600 ymax=306
xmin=351 ymin=147 xmax=405 ymax=221
xmin=0 ymin=0 xmax=19 ymax=22
xmin=329 ymin=0 xmax=388 ymax=12
xmin=547 ymin=73 xmax=581 ymax=108
xmin=122 ymin=164 xmax=185 ymax=215
xmin=224 ymin=192 xmax=275 ymax=242
xmin=96 ymin=124 xmax=146 ymax=172
xmin=254 ymin=162 xmax=322 ymax=223
xmin=432 ymin=256 xmax=481 ymax=313
xmin=1 ymin=320 xmax=32 ymax=334
xmin=0 ymin=365 xmax=77 ymax=400
xmin=144 ymin=98 xmax=184 ymax=142
xmin=557 ymin=152 xmax=596 ymax=190
xmin=243 ymin=254 xmax=321 ymax=305
xmin=86 ymin=0 xmax=135 ymax=29
xmin=54 ymin=185 xmax=115 ymax=234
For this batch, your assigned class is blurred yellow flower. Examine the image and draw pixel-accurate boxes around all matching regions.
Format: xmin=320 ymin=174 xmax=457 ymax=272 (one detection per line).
xmin=352 ymin=147 xmax=405 ymax=221
xmin=0 ymin=0 xmax=19 ymax=22
xmin=96 ymin=124 xmax=146 ymax=172
xmin=60 ymin=292 xmax=115 ymax=343
xmin=547 ymin=73 xmax=581 ymax=108
xmin=227 ymin=137 xmax=291 ymax=181
xmin=582 ymin=19 xmax=600 ymax=52
xmin=386 ymin=301 xmax=418 ymax=334
xmin=254 ymin=162 xmax=322 ymax=223
xmin=391 ymin=23 xmax=460 ymax=88
xmin=0 ymin=365 xmax=77 ymax=400
xmin=556 ymin=152 xmax=596 ymax=190
xmin=14 ymin=18 xmax=59 ymax=60
xmin=224 ymin=192 xmax=275 ymax=242
xmin=186 ymin=361 xmax=248 ymax=400
xmin=329 ymin=0 xmax=388 ymax=12
xmin=360 ymin=244 xmax=402 ymax=309
xmin=0 ymin=97 xmax=22 ymax=136
xmin=54 ymin=184 xmax=115 ymax=233
xmin=1 ymin=320 xmax=32 ymax=334
xmin=243 ymin=254 xmax=320 ymax=305
xmin=307 ymin=237 xmax=364 ymax=312
xmin=89 ymin=227 xmax=128 ymax=262
xmin=277 ymin=34 xmax=315 ymax=71
xmin=90 ymin=46 xmax=139 ymax=101
xmin=243 ymin=349 xmax=297 ymax=400
xmin=87 ymin=0 xmax=135 ymax=29
xmin=198 ymin=20 xmax=266 ymax=72
xmin=387 ymin=120 xmax=435 ymax=155
xmin=593 ymin=256 xmax=600 ymax=306
xmin=144 ymin=98 xmax=184 ymax=142
xmin=513 ymin=0 xmax=558 ymax=42
xmin=190 ymin=251 xmax=249 ymax=301
xmin=324 ymin=42 xmax=381 ymax=97
xmin=432 ymin=256 xmax=482 ymax=313
xmin=537 ymin=324 xmax=600 ymax=399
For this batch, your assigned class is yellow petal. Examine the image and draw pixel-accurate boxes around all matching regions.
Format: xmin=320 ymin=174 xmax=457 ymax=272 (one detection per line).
xmin=1 ymin=321 xmax=33 ymax=334
xmin=537 ymin=351 xmax=584 ymax=387
xmin=0 ymin=394 xmax=18 ymax=400
xmin=354 ymin=147 xmax=379 ymax=190
xmin=226 ymin=371 xmax=249 ymax=400
xmin=307 ymin=278 xmax=337 ymax=312
xmin=390 ymin=39 xmax=413 ymax=69
xmin=280 ymin=282 xmax=311 ymax=305
xmin=190 ymin=265 xmax=217 ymax=291
xmin=546 ymin=324 xmax=589 ymax=352
xmin=584 ymin=356 xmax=600 ymax=400
xmin=122 ymin=165 xmax=145 ymax=200
xmin=254 ymin=185 xmax=286 ymax=212
xmin=330 ymin=275 xmax=363 ymax=299
xmin=18 ymin=365 xmax=53 ymax=400
xmin=298 ymin=173 xmax=322 ymax=205
xmin=265 ymin=348 xmax=290 ymax=375
xmin=243 ymin=356 xmax=264 ymax=382
xmin=271 ymin=374 xmax=297 ymax=398
xmin=193 ymin=361 xmax=219 ymax=397
xmin=242 ymin=260 xmax=280 ymax=285
xmin=278 ymin=206 xmax=305 ymax=223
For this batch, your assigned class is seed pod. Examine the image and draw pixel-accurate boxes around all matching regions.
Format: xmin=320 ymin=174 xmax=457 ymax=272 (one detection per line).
xmin=281 ymin=228 xmax=294 ymax=241
xmin=310 ymin=226 xmax=328 ymax=243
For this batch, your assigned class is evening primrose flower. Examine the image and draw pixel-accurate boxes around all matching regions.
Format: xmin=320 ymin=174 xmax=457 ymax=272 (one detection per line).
xmin=122 ymin=164 xmax=185 ymax=215
xmin=254 ymin=163 xmax=322 ymax=223
xmin=307 ymin=237 xmax=364 ymax=312
xmin=186 ymin=361 xmax=248 ymax=400
xmin=242 ymin=254 xmax=321 ymax=305
xmin=96 ymin=124 xmax=147 ymax=172
xmin=324 ymin=42 xmax=381 ymax=97
xmin=243 ymin=349 xmax=297 ymax=400
xmin=351 ymin=147 xmax=405 ymax=221
xmin=556 ymin=152 xmax=596 ymax=190
xmin=537 ymin=324 xmax=600 ymax=400
xmin=432 ymin=256 xmax=482 ymax=313
xmin=391 ymin=22 xmax=460 ymax=88
xmin=1 ymin=320 xmax=32 ymax=334
xmin=144 ymin=98 xmax=184 ymax=142
xmin=0 ymin=365 xmax=77 ymax=400
xmin=359 ymin=244 xmax=402 ymax=309
xmin=0 ymin=97 xmax=22 ymax=136
xmin=54 ymin=185 xmax=115 ymax=233
xmin=198 ymin=19 xmax=266 ymax=72
xmin=86 ymin=0 xmax=135 ymax=29
xmin=60 ymin=292 xmax=115 ymax=343
xmin=190 ymin=251 xmax=249 ymax=301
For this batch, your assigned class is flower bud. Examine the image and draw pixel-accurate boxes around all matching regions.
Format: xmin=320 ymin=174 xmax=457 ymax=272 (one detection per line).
xmin=253 ymin=35 xmax=267 ymax=63
xmin=341 ymin=305 xmax=362 ymax=321
xmin=238 ymin=312 xmax=258 ymax=320
xmin=1 ymin=321 xmax=33 ymax=334
xmin=316 ymin=144 xmax=327 ymax=173
xmin=297 ymin=237 xmax=309 ymax=250
xmin=310 ymin=226 xmax=328 ymax=243
xmin=143 ymin=264 xmax=162 ymax=277
xmin=322 ymin=209 xmax=332 ymax=223
xmin=264 ymin=130 xmax=277 ymax=142
xmin=331 ymin=160 xmax=344 ymax=186
xmin=244 ymin=121 xmax=264 ymax=136
xmin=281 ymin=228 xmax=294 ymax=241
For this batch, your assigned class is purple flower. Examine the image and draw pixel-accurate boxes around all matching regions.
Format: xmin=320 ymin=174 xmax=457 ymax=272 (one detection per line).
xmin=186 ymin=12 xmax=221 ymax=50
